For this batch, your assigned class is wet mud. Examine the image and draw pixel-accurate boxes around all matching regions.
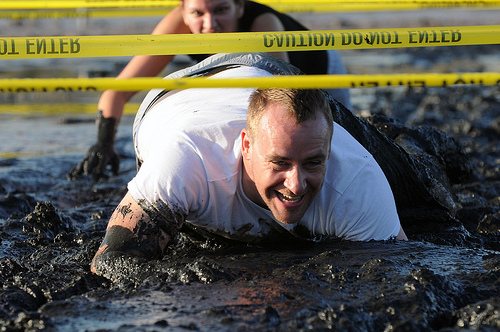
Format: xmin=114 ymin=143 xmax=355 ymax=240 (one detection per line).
xmin=1 ymin=61 xmax=500 ymax=331
xmin=1 ymin=12 xmax=500 ymax=331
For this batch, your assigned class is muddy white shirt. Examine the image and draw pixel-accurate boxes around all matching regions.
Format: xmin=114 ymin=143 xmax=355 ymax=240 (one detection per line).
xmin=128 ymin=66 xmax=401 ymax=242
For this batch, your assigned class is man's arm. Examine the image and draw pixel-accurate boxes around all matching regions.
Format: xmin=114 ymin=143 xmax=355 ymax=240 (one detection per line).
xmin=91 ymin=191 xmax=171 ymax=279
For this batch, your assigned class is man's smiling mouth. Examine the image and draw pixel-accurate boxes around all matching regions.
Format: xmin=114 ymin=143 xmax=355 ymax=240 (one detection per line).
xmin=276 ymin=191 xmax=303 ymax=204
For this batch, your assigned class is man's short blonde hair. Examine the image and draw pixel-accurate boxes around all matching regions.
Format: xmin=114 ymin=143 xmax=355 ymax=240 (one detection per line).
xmin=246 ymin=88 xmax=334 ymax=141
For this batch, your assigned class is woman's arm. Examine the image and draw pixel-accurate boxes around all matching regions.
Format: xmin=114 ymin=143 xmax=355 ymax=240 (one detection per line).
xmin=70 ymin=8 xmax=192 ymax=180
xmin=98 ymin=7 xmax=191 ymax=119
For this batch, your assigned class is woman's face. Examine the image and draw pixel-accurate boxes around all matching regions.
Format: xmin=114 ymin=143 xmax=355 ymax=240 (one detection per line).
xmin=180 ymin=0 xmax=244 ymax=34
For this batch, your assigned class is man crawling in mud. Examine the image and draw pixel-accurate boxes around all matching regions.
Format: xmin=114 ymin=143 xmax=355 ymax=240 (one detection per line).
xmin=90 ymin=53 xmax=407 ymax=279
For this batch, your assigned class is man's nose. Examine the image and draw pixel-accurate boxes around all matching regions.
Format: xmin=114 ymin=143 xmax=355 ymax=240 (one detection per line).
xmin=284 ymin=167 xmax=306 ymax=194
xmin=203 ymin=14 xmax=218 ymax=32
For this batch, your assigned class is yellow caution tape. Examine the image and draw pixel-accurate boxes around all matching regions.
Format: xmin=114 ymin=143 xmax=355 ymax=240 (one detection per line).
xmin=271 ymin=0 xmax=500 ymax=13
xmin=0 ymin=26 xmax=498 ymax=59
xmin=0 ymin=102 xmax=140 ymax=116
xmin=0 ymin=152 xmax=46 ymax=159
xmin=0 ymin=1 xmax=177 ymax=10
xmin=0 ymin=73 xmax=498 ymax=93
xmin=0 ymin=8 xmax=172 ymax=20
xmin=2 ymin=0 xmax=500 ymax=10
xmin=2 ymin=0 xmax=499 ymax=20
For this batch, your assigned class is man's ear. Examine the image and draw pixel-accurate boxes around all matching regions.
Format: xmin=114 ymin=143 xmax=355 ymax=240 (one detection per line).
xmin=241 ymin=128 xmax=251 ymax=159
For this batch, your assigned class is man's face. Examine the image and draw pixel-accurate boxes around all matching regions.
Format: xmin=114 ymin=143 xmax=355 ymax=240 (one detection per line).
xmin=180 ymin=0 xmax=244 ymax=34
xmin=242 ymin=102 xmax=331 ymax=224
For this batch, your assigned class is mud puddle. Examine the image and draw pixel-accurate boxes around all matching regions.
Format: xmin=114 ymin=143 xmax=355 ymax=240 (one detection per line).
xmin=1 ymin=80 xmax=500 ymax=331
xmin=37 ymin=242 xmax=497 ymax=331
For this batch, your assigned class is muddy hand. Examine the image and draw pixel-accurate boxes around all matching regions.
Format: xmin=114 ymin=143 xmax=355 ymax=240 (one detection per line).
xmin=67 ymin=112 xmax=120 ymax=180
xmin=68 ymin=142 xmax=120 ymax=180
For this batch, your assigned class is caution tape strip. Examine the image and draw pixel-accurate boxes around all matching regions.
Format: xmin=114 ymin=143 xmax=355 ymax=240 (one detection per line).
xmin=0 ymin=8 xmax=173 ymax=20
xmin=0 ymin=25 xmax=498 ymax=59
xmin=2 ymin=5 xmax=500 ymax=20
xmin=0 ymin=73 xmax=498 ymax=92
xmin=3 ymin=1 xmax=176 ymax=10
xmin=2 ymin=0 xmax=500 ymax=19
xmin=2 ymin=5 xmax=500 ymax=21
xmin=3 ymin=0 xmax=500 ymax=10
xmin=0 ymin=102 xmax=140 ymax=115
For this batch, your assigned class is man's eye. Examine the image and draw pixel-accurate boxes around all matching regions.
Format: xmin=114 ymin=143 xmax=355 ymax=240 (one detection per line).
xmin=192 ymin=10 xmax=203 ymax=16
xmin=215 ymin=6 xmax=230 ymax=14
xmin=272 ymin=161 xmax=288 ymax=167
xmin=306 ymin=161 xmax=323 ymax=168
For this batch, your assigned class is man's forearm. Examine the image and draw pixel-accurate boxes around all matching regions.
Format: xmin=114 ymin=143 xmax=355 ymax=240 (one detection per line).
xmin=90 ymin=192 xmax=171 ymax=280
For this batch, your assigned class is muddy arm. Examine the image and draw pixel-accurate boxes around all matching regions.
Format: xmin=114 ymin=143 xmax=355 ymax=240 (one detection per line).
xmin=90 ymin=192 xmax=171 ymax=280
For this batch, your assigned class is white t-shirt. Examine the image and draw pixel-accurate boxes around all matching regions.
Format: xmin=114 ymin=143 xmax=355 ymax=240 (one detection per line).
xmin=129 ymin=66 xmax=401 ymax=242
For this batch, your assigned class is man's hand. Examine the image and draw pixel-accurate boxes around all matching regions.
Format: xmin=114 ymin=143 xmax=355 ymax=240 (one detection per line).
xmin=68 ymin=112 xmax=120 ymax=180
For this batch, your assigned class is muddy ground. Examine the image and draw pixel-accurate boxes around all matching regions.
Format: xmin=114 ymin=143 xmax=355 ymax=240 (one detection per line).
xmin=1 ymin=8 xmax=500 ymax=332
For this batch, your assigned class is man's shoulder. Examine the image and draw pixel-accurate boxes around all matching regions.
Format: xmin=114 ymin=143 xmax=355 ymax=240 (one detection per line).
xmin=306 ymin=123 xmax=400 ymax=240
xmin=325 ymin=122 xmax=377 ymax=193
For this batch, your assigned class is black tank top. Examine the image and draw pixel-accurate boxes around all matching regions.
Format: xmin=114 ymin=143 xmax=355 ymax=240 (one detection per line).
xmin=190 ymin=1 xmax=328 ymax=74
